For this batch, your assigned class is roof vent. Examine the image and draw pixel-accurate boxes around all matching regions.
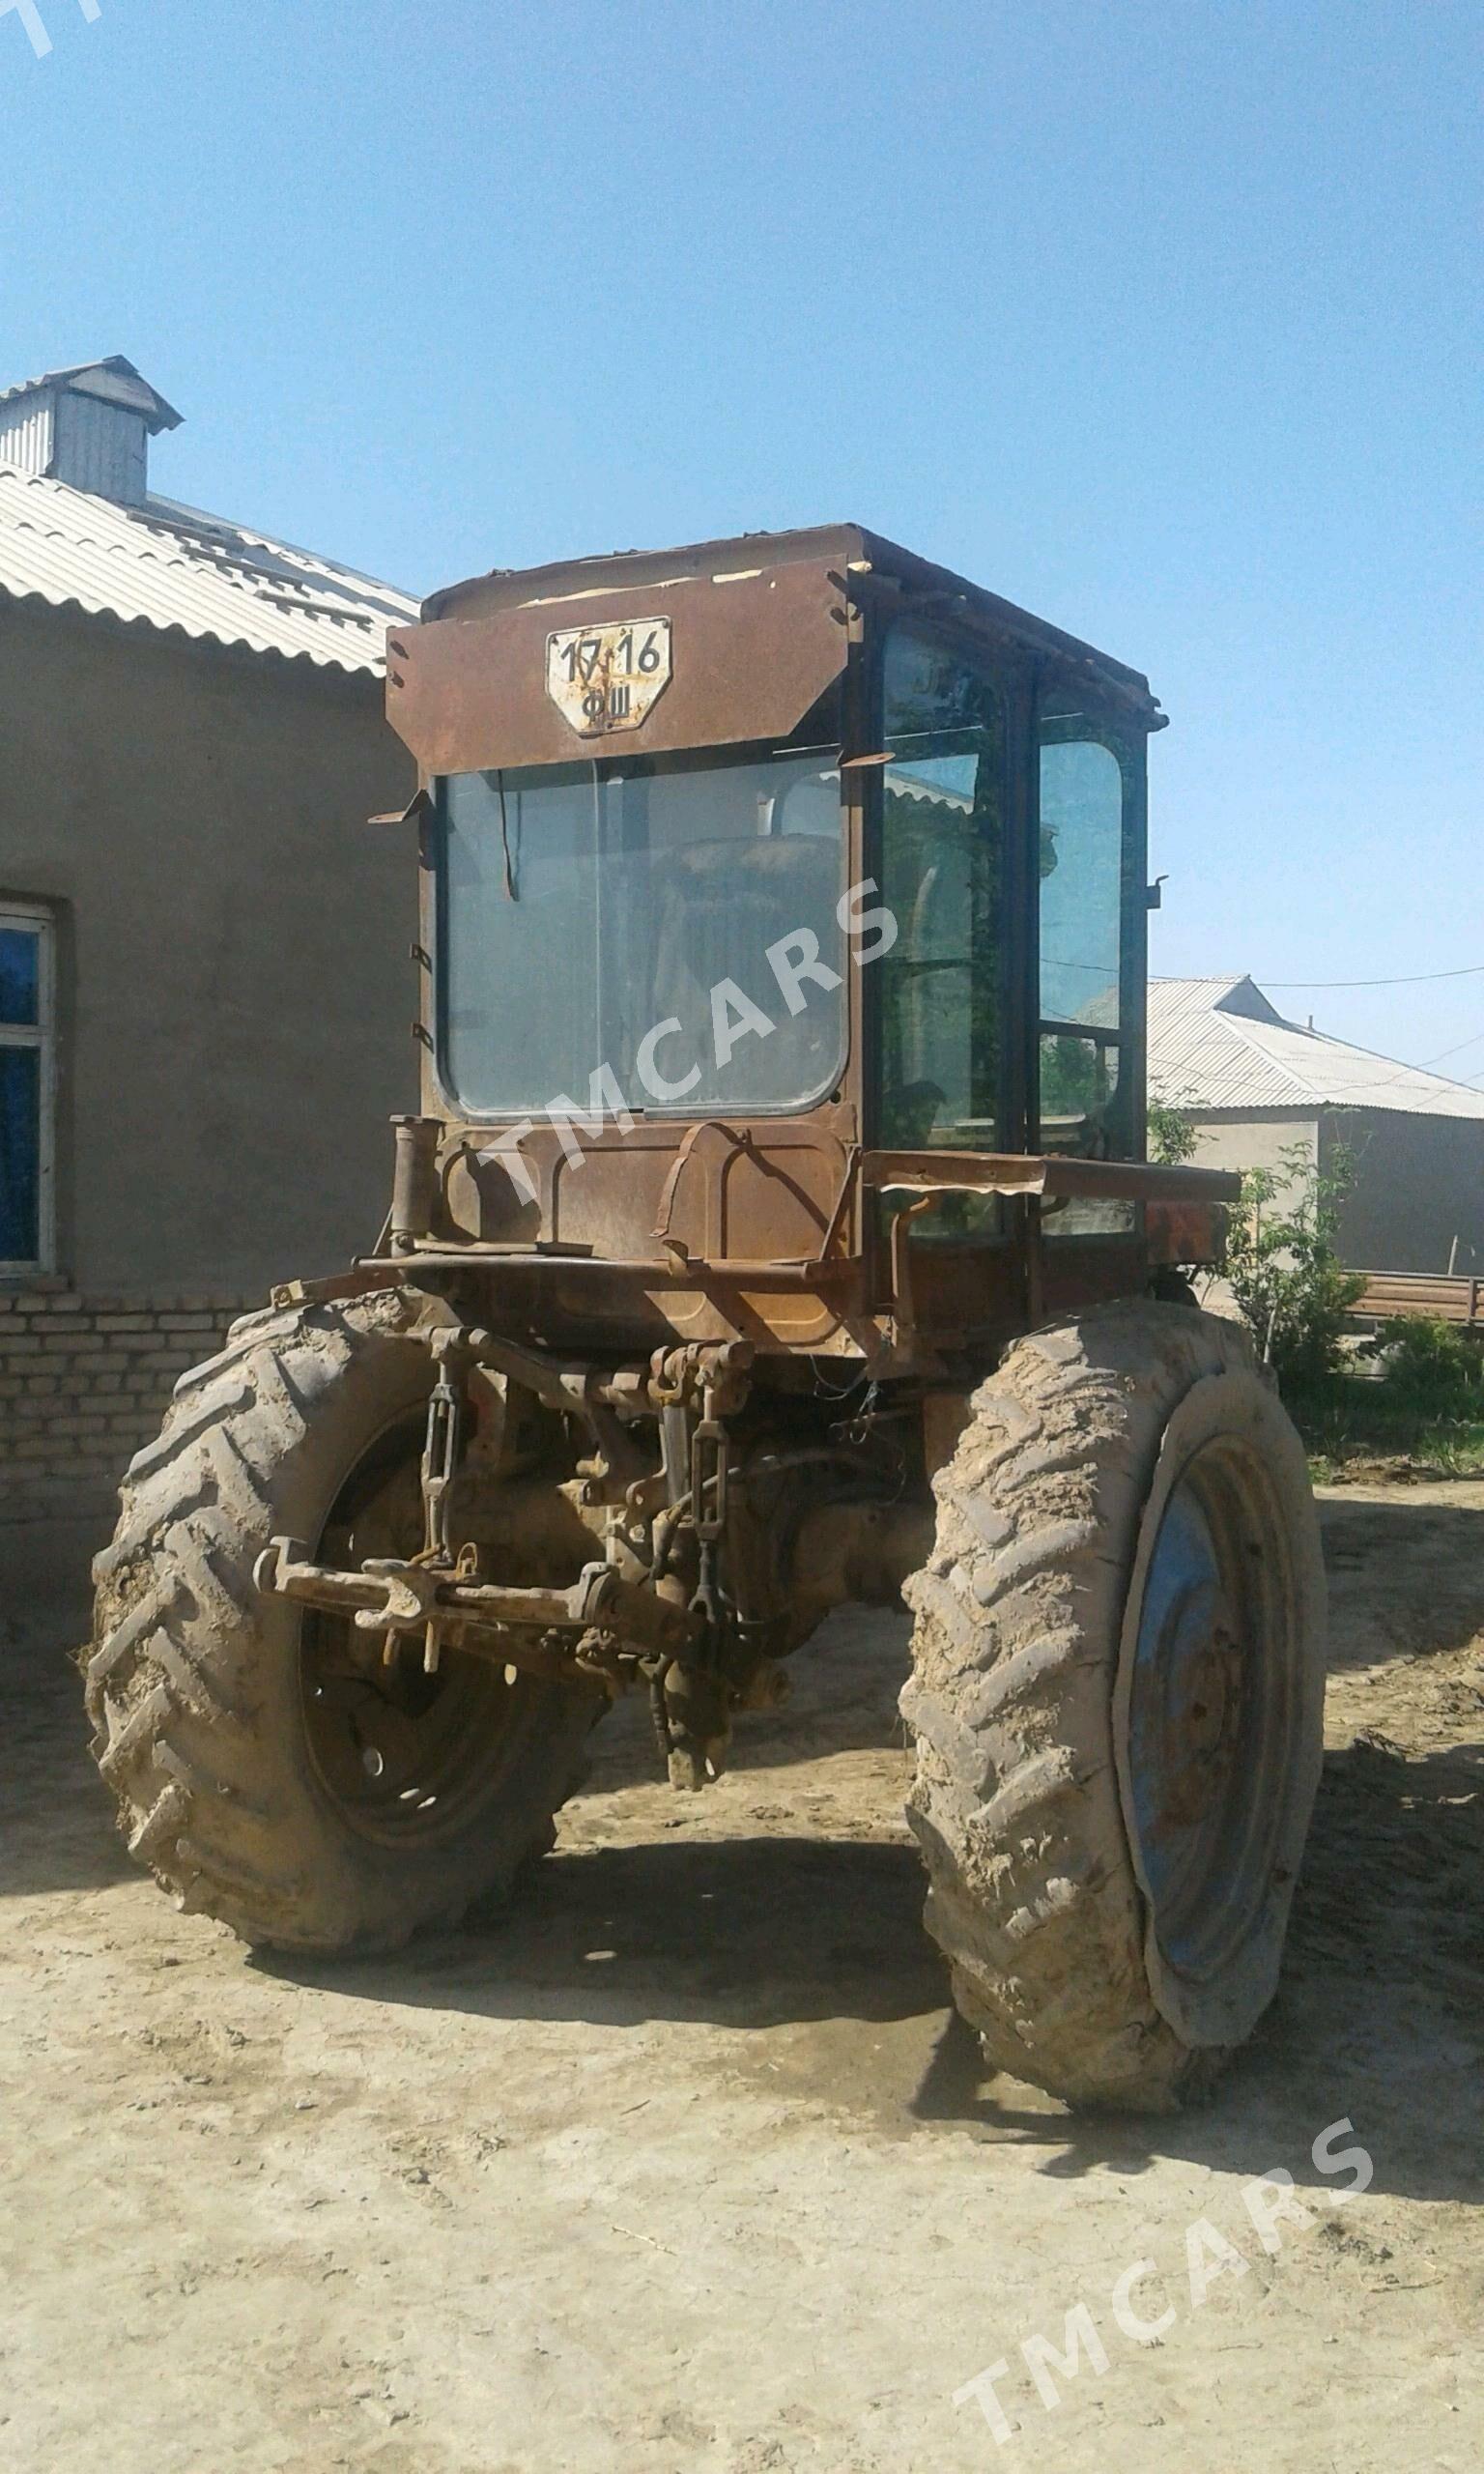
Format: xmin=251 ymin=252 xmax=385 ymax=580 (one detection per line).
xmin=0 ymin=356 xmax=183 ymax=507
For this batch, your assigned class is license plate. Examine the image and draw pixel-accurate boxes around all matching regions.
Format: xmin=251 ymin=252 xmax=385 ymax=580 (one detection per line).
xmin=545 ymin=616 xmax=673 ymax=737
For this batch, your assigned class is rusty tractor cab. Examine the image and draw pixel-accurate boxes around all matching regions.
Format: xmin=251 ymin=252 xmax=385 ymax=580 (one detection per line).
xmin=88 ymin=528 xmax=1327 ymax=2112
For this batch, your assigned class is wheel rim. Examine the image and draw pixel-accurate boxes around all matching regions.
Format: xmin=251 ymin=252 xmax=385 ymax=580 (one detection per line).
xmin=1125 ymin=1435 xmax=1298 ymax=1987
xmin=299 ymin=1410 xmax=532 ymax=1850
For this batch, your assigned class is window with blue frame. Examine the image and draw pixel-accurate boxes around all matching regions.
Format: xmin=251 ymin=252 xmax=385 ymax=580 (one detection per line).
xmin=0 ymin=906 xmax=54 ymax=1271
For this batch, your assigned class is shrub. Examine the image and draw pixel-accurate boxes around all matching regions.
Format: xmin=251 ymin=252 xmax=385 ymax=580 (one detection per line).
xmin=1370 ymin=1314 xmax=1484 ymax=1403
xmin=1224 ymin=1144 xmax=1366 ymax=1390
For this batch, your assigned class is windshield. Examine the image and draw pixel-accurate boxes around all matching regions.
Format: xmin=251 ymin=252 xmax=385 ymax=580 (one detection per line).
xmin=436 ymin=744 xmax=846 ymax=1116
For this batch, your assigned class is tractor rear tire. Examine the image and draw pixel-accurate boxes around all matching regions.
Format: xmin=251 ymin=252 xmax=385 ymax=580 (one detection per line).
xmin=900 ymin=1301 xmax=1325 ymax=2112
xmin=86 ymin=1289 xmax=601 ymax=1955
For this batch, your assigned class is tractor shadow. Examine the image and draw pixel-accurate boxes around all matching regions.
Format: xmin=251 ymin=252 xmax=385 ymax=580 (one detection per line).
xmin=274 ymin=1831 xmax=945 ymax=2032
xmin=269 ymin=1715 xmax=1483 ymax=2207
xmin=270 ymin=1487 xmax=1484 ymax=2210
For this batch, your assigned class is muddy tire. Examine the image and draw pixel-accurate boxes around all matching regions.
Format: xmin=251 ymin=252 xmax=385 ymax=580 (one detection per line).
xmin=86 ymin=1288 xmax=601 ymax=1954
xmin=900 ymin=1301 xmax=1326 ymax=2112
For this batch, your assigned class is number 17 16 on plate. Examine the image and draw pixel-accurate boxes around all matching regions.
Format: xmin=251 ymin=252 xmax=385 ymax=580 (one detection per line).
xmin=545 ymin=617 xmax=672 ymax=737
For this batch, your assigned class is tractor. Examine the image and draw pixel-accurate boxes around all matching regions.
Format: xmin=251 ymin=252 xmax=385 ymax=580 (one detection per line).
xmin=87 ymin=526 xmax=1325 ymax=2111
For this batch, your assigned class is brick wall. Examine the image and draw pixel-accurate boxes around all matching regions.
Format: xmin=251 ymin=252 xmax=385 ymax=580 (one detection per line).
xmin=0 ymin=1287 xmax=257 ymax=1526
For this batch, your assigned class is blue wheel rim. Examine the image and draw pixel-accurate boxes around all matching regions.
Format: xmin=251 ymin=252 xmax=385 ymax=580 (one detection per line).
xmin=1126 ymin=1439 xmax=1295 ymax=1987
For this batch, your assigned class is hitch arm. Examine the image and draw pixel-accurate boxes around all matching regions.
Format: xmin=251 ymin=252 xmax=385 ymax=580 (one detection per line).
xmin=254 ymin=1539 xmax=699 ymax=1669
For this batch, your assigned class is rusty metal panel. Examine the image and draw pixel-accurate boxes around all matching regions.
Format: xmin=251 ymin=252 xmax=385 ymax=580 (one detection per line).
xmin=415 ymin=1105 xmax=867 ymax=1358
xmin=385 ymin=558 xmax=852 ymax=774
xmin=441 ymin=1108 xmax=858 ymax=1263
xmin=860 ymin=1151 xmax=1241 ymax=1205
xmin=885 ymin=1240 xmax=1026 ymax=1355
xmin=1146 ymin=1197 xmax=1227 ymax=1266
xmin=420 ymin=523 xmax=1162 ymax=730
xmin=1038 ymin=1238 xmax=1151 ymax=1319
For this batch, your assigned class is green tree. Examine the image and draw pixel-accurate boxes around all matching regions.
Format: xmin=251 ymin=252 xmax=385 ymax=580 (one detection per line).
xmin=1224 ymin=1142 xmax=1365 ymax=1387
xmin=1147 ymin=1098 xmax=1197 ymax=1165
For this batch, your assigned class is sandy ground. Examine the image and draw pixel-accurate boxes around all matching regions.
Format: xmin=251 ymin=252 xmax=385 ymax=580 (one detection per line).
xmin=3 ymin=1481 xmax=1482 ymax=2474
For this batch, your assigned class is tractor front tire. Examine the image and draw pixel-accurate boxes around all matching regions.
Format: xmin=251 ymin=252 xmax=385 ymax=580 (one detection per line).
xmin=901 ymin=1301 xmax=1326 ymax=2112
xmin=86 ymin=1289 xmax=600 ymax=1954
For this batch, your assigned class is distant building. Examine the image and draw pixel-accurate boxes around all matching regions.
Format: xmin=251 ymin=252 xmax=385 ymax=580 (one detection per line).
xmin=0 ymin=356 xmax=419 ymax=1567
xmin=1149 ymin=976 xmax=1484 ymax=1276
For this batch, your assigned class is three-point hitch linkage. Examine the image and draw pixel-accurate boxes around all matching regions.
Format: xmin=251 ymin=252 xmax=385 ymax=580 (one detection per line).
xmin=255 ymin=1319 xmax=928 ymax=1790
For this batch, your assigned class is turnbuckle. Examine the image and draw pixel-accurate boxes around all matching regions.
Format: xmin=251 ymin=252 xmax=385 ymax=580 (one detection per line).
xmin=420 ymin=1333 xmax=469 ymax=1565
xmin=689 ymin=1386 xmax=729 ymax=1545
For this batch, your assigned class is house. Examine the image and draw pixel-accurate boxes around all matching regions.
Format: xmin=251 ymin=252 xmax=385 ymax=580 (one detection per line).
xmin=1149 ymin=976 xmax=1484 ymax=1276
xmin=0 ymin=357 xmax=419 ymax=1572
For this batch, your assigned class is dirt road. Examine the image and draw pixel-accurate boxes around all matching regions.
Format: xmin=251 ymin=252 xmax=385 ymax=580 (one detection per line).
xmin=3 ymin=1482 xmax=1482 ymax=2473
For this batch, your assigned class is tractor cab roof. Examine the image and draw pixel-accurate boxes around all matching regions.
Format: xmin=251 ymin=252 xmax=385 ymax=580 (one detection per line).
xmin=421 ymin=523 xmax=1165 ymax=734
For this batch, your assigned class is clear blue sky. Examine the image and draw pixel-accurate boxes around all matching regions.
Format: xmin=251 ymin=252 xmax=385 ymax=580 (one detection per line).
xmin=4 ymin=0 xmax=1479 ymax=1071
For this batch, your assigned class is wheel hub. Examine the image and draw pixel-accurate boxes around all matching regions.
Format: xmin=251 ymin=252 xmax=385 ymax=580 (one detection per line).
xmin=1125 ymin=1440 xmax=1295 ymax=1987
xmin=1147 ymin=1575 xmax=1245 ymax=1828
xmin=298 ymin=1411 xmax=528 ymax=1850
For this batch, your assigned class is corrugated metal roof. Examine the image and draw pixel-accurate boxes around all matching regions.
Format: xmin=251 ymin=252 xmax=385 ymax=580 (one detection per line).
xmin=0 ymin=461 xmax=418 ymax=676
xmin=1150 ymin=976 xmax=1484 ymax=1120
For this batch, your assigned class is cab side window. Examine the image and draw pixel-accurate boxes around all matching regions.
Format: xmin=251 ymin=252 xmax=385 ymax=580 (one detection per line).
xmin=1038 ymin=713 xmax=1136 ymax=1228
xmin=878 ymin=626 xmax=1005 ymax=1160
